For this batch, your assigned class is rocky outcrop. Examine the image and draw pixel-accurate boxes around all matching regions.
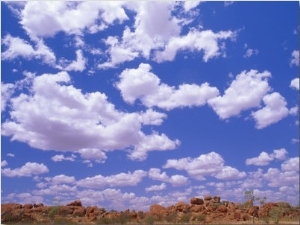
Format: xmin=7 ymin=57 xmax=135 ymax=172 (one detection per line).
xmin=190 ymin=197 xmax=204 ymax=205
xmin=1 ymin=198 xmax=299 ymax=224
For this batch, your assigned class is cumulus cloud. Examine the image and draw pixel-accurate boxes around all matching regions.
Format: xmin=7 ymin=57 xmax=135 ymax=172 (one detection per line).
xmin=290 ymin=50 xmax=299 ymax=67
xmin=1 ymin=71 xmax=178 ymax=161
xmin=1 ymin=34 xmax=56 ymax=65
xmin=45 ymin=174 xmax=76 ymax=184
xmin=129 ymin=133 xmax=180 ymax=161
xmin=117 ymin=63 xmax=219 ymax=110
xmin=77 ymin=170 xmax=147 ymax=188
xmin=1 ymin=160 xmax=8 ymax=167
xmin=145 ymin=183 xmax=167 ymax=192
xmin=251 ymin=92 xmax=289 ymax=129
xmin=208 ymin=70 xmax=272 ymax=119
xmin=281 ymin=157 xmax=299 ymax=171
xmin=2 ymin=162 xmax=49 ymax=177
xmin=154 ymin=29 xmax=236 ymax=63
xmin=51 ymin=154 xmax=76 ymax=162
xmin=245 ymin=148 xmax=288 ymax=166
xmin=182 ymin=0 xmax=201 ymax=12
xmin=98 ymin=2 xmax=181 ymax=68
xmin=62 ymin=50 xmax=87 ymax=72
xmin=263 ymin=168 xmax=299 ymax=187
xmin=1 ymin=82 xmax=15 ymax=111
xmin=148 ymin=168 xmax=188 ymax=187
xmin=164 ymin=151 xmax=245 ymax=180
xmin=290 ymin=78 xmax=299 ymax=90
xmin=20 ymin=1 xmax=128 ymax=38
xmin=97 ymin=2 xmax=236 ymax=68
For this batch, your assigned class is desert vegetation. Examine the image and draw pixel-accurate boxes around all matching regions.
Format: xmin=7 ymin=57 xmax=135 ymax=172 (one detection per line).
xmin=1 ymin=193 xmax=299 ymax=224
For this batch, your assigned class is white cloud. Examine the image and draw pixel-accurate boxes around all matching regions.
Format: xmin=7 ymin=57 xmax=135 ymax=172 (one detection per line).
xmin=20 ymin=1 xmax=128 ymax=38
xmin=139 ymin=109 xmax=167 ymax=126
xmin=51 ymin=154 xmax=76 ymax=162
xmin=154 ymin=29 xmax=236 ymax=63
xmin=243 ymin=48 xmax=259 ymax=58
xmin=290 ymin=50 xmax=299 ymax=67
xmin=272 ymin=148 xmax=288 ymax=160
xmin=168 ymin=174 xmax=189 ymax=186
xmin=245 ymin=148 xmax=288 ymax=166
xmin=1 ymin=160 xmax=8 ymax=167
xmin=208 ymin=70 xmax=272 ymax=119
xmin=46 ymin=174 xmax=76 ymax=184
xmin=289 ymin=106 xmax=298 ymax=115
xmin=77 ymin=188 xmax=136 ymax=210
xmin=246 ymin=151 xmax=275 ymax=166
xmin=145 ymin=183 xmax=166 ymax=192
xmin=281 ymin=157 xmax=299 ymax=171
xmin=129 ymin=132 xmax=180 ymax=161
xmin=77 ymin=170 xmax=147 ymax=188
xmin=78 ymin=148 xmax=107 ymax=163
xmin=224 ymin=2 xmax=234 ymax=7
xmin=215 ymin=166 xmax=246 ymax=180
xmin=263 ymin=168 xmax=299 ymax=187
xmin=252 ymin=92 xmax=289 ymax=129
xmin=63 ymin=50 xmax=87 ymax=72
xmin=98 ymin=2 xmax=235 ymax=68
xmin=2 ymin=71 xmax=178 ymax=161
xmin=148 ymin=168 xmax=188 ymax=187
xmin=117 ymin=63 xmax=219 ymax=110
xmin=1 ymin=34 xmax=56 ymax=65
xmin=183 ymin=0 xmax=201 ymax=12
xmin=2 ymin=162 xmax=49 ymax=177
xmin=148 ymin=168 xmax=169 ymax=181
xmin=7 ymin=153 xmax=15 ymax=157
xmin=1 ymin=82 xmax=15 ymax=111
xmin=163 ymin=151 xmax=244 ymax=180
xmin=290 ymin=78 xmax=299 ymax=90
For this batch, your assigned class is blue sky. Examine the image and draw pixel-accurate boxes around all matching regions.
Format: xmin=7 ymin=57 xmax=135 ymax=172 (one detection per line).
xmin=1 ymin=1 xmax=299 ymax=210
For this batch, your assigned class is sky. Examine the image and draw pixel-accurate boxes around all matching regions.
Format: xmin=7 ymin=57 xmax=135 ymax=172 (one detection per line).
xmin=1 ymin=1 xmax=299 ymax=211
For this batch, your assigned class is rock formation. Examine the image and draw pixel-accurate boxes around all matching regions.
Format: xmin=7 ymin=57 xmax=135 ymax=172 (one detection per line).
xmin=1 ymin=197 xmax=299 ymax=224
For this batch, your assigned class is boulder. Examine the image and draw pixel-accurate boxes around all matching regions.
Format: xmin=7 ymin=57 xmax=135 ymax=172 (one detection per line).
xmin=72 ymin=206 xmax=86 ymax=217
xmin=150 ymin=204 xmax=167 ymax=214
xmin=23 ymin=204 xmax=33 ymax=210
xmin=67 ymin=200 xmax=82 ymax=207
xmin=175 ymin=202 xmax=188 ymax=212
xmin=190 ymin=204 xmax=204 ymax=213
xmin=213 ymin=196 xmax=221 ymax=203
xmin=217 ymin=205 xmax=227 ymax=213
xmin=204 ymin=195 xmax=212 ymax=201
xmin=59 ymin=206 xmax=74 ymax=216
xmin=190 ymin=197 xmax=204 ymax=205
xmin=33 ymin=203 xmax=44 ymax=208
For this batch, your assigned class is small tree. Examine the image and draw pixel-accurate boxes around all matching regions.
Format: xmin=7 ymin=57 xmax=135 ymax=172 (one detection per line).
xmin=269 ymin=202 xmax=291 ymax=224
xmin=48 ymin=206 xmax=61 ymax=224
xmin=244 ymin=190 xmax=263 ymax=224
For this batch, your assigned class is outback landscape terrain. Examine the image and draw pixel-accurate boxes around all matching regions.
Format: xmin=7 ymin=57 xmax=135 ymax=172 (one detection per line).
xmin=1 ymin=195 xmax=299 ymax=225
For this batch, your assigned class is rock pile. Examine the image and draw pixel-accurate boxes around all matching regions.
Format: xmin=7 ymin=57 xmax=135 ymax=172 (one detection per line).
xmin=1 ymin=197 xmax=299 ymax=224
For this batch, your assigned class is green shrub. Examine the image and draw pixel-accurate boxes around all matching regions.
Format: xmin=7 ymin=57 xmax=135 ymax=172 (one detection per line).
xmin=145 ymin=215 xmax=155 ymax=225
xmin=180 ymin=213 xmax=191 ymax=223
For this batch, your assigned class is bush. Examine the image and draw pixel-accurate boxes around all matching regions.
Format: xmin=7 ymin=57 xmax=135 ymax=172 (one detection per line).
xmin=48 ymin=206 xmax=61 ymax=223
xmin=145 ymin=215 xmax=155 ymax=225
xmin=180 ymin=213 xmax=191 ymax=223
xmin=165 ymin=212 xmax=177 ymax=223
xmin=269 ymin=203 xmax=291 ymax=224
